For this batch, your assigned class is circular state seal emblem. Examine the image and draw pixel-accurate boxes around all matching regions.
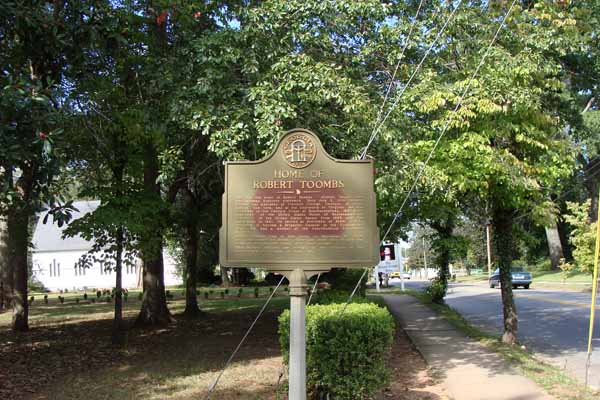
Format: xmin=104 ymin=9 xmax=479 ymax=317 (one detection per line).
xmin=281 ymin=132 xmax=316 ymax=169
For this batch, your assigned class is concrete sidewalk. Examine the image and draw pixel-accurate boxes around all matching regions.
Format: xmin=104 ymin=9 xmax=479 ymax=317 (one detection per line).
xmin=383 ymin=295 xmax=554 ymax=400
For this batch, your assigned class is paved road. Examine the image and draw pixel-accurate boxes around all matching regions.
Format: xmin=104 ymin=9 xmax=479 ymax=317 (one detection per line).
xmin=388 ymin=278 xmax=600 ymax=388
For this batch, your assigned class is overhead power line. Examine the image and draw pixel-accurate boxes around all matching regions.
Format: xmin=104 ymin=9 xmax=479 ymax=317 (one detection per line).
xmin=372 ymin=0 xmax=425 ymax=137
xmin=206 ymin=276 xmax=286 ymax=399
xmin=360 ymin=0 xmax=464 ymax=160
xmin=379 ymin=0 xmax=520 ymax=244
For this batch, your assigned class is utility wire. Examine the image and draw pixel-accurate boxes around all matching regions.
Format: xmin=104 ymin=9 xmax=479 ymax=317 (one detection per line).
xmin=206 ymin=276 xmax=286 ymax=399
xmin=372 ymin=0 xmax=425 ymax=137
xmin=307 ymin=272 xmax=321 ymax=305
xmin=360 ymin=0 xmax=463 ymax=160
xmin=379 ymin=0 xmax=519 ymax=244
xmin=341 ymin=267 xmax=369 ymax=314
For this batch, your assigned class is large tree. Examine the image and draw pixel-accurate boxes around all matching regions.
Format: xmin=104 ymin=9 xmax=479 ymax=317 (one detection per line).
xmin=0 ymin=0 xmax=97 ymax=331
xmin=378 ymin=1 xmax=580 ymax=343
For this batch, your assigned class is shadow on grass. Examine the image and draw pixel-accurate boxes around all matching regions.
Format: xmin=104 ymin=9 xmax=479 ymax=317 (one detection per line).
xmin=1 ymin=297 xmax=290 ymax=400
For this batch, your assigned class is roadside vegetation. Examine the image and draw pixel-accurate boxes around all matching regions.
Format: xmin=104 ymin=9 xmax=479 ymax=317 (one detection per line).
xmin=399 ymin=289 xmax=599 ymax=400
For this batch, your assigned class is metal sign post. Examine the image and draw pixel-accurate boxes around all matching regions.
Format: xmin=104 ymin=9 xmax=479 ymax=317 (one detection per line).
xmin=396 ymin=243 xmax=405 ymax=292
xmin=219 ymin=129 xmax=379 ymax=399
xmin=585 ymin=191 xmax=600 ymax=387
xmin=288 ymin=269 xmax=308 ymax=400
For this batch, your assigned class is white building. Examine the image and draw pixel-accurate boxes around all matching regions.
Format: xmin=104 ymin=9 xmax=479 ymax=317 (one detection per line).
xmin=31 ymin=200 xmax=182 ymax=292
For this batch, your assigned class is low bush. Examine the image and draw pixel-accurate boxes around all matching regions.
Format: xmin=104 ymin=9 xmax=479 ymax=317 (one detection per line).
xmin=425 ymin=278 xmax=446 ymax=304
xmin=279 ymin=303 xmax=395 ymax=399
xmin=531 ymin=258 xmax=552 ymax=272
xmin=321 ymin=268 xmax=367 ymax=296
xmin=311 ymin=289 xmax=370 ymax=306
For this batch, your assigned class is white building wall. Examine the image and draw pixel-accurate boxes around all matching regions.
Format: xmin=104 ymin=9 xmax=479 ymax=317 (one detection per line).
xmin=32 ymin=250 xmax=182 ymax=291
xmin=163 ymin=251 xmax=182 ymax=287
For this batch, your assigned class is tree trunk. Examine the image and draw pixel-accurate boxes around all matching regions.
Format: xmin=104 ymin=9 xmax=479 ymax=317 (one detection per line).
xmin=7 ymin=206 xmax=30 ymax=331
xmin=136 ymin=145 xmax=173 ymax=326
xmin=0 ymin=216 xmax=9 ymax=311
xmin=431 ymin=217 xmax=454 ymax=303
xmin=493 ymin=205 xmax=518 ymax=345
xmin=584 ymin=156 xmax=600 ymax=222
xmin=183 ymin=191 xmax=201 ymax=317
xmin=544 ymin=223 xmax=564 ymax=270
xmin=111 ymin=226 xmax=126 ymax=346
xmin=137 ymin=252 xmax=173 ymax=325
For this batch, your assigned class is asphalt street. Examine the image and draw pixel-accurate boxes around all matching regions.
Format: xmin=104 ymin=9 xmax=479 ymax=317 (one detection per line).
xmin=388 ymin=278 xmax=600 ymax=388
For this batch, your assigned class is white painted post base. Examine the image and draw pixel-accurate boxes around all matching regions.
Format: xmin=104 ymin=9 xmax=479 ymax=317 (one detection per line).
xmin=288 ymin=269 xmax=308 ymax=400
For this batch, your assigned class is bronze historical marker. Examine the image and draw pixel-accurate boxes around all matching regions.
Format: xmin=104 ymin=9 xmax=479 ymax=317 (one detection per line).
xmin=219 ymin=128 xmax=379 ymax=272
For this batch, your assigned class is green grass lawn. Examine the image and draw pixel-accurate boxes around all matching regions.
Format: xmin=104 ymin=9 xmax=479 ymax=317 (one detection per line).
xmin=454 ymin=268 xmax=594 ymax=291
xmin=1 ymin=287 xmax=290 ymax=328
xmin=1 ymin=293 xmax=291 ymax=400
xmin=530 ymin=270 xmax=593 ymax=283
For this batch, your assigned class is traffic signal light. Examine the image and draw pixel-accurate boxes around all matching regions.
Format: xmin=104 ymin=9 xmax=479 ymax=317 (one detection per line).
xmin=380 ymin=243 xmax=395 ymax=261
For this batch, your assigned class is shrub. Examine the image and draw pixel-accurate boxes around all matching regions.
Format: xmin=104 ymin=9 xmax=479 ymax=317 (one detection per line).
xmin=27 ymin=276 xmax=47 ymax=293
xmin=265 ymin=272 xmax=289 ymax=286
xmin=220 ymin=291 xmax=225 ymax=299
xmin=224 ymin=289 xmax=229 ymax=295
xmin=237 ymin=288 xmax=243 ymax=297
xmin=528 ymin=258 xmax=551 ymax=272
xmin=96 ymin=291 xmax=102 ymax=299
xmin=204 ymin=292 xmax=209 ymax=299
xmin=559 ymin=258 xmax=577 ymax=282
xmin=426 ymin=278 xmax=447 ymax=304
xmin=311 ymin=289 xmax=370 ymax=306
xmin=254 ymin=287 xmax=260 ymax=298
xmin=83 ymin=293 xmax=88 ymax=300
xmin=321 ymin=268 xmax=367 ymax=296
xmin=565 ymin=200 xmax=597 ymax=273
xmin=43 ymin=295 xmax=48 ymax=304
xmin=278 ymin=303 xmax=395 ymax=399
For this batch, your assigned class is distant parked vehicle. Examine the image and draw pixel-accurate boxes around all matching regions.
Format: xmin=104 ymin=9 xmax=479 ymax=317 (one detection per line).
xmin=489 ymin=267 xmax=532 ymax=289
xmin=389 ymin=271 xmax=410 ymax=279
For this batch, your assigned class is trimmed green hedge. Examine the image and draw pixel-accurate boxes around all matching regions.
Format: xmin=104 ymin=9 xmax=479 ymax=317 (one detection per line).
xmin=311 ymin=289 xmax=370 ymax=305
xmin=279 ymin=303 xmax=395 ymax=399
